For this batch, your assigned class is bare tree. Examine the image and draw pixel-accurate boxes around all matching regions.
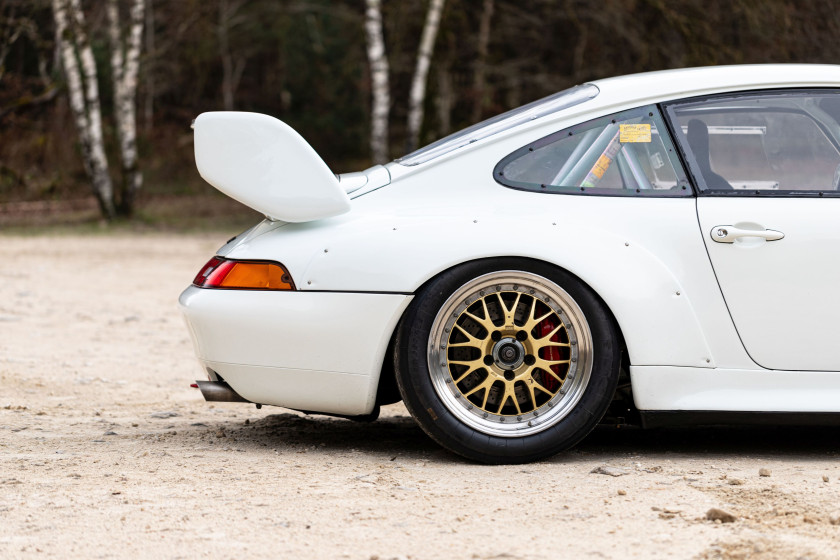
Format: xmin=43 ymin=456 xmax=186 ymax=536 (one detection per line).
xmin=564 ymin=0 xmax=589 ymax=82
xmin=143 ymin=0 xmax=154 ymax=132
xmin=218 ymin=0 xmax=246 ymax=110
xmin=471 ymin=0 xmax=493 ymax=124
xmin=405 ymin=0 xmax=445 ymax=153
xmin=52 ymin=0 xmax=115 ymax=219
xmin=0 ymin=7 xmax=59 ymax=122
xmin=107 ymin=0 xmax=145 ymax=216
xmin=435 ymin=64 xmax=452 ymax=137
xmin=0 ymin=6 xmax=27 ymax=85
xmin=364 ymin=0 xmax=390 ymax=164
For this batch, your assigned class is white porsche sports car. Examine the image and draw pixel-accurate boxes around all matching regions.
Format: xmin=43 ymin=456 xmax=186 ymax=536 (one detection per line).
xmin=180 ymin=64 xmax=840 ymax=463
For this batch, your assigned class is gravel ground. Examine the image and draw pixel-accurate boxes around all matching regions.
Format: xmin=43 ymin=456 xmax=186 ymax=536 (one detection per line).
xmin=2 ymin=234 xmax=840 ymax=559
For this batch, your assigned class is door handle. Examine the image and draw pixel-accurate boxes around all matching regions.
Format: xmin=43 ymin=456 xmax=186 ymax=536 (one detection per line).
xmin=710 ymin=225 xmax=785 ymax=243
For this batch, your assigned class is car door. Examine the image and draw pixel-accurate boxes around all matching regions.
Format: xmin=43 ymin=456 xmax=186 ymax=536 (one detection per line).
xmin=665 ymin=90 xmax=840 ymax=371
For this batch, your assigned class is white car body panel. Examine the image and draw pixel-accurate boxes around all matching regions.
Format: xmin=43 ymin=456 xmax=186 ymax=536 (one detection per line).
xmin=632 ymin=366 xmax=840 ymax=412
xmin=179 ymin=286 xmax=411 ymax=415
xmin=697 ymin=198 xmax=840 ymax=371
xmin=193 ymin=112 xmax=351 ymax=222
xmin=183 ymin=64 xmax=840 ymax=418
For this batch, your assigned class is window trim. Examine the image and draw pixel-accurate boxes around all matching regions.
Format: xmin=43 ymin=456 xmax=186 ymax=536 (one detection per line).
xmin=493 ymin=104 xmax=693 ymax=198
xmin=662 ymin=88 xmax=840 ymax=198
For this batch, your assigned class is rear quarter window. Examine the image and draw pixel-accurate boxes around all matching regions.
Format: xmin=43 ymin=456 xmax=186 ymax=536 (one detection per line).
xmin=495 ymin=105 xmax=690 ymax=197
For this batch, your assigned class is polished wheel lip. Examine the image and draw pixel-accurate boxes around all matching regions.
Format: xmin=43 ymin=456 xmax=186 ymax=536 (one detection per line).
xmin=427 ymin=270 xmax=593 ymax=438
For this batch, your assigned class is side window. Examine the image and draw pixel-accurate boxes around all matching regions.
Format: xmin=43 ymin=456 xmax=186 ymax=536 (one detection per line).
xmin=666 ymin=91 xmax=840 ymax=193
xmin=495 ymin=105 xmax=690 ymax=196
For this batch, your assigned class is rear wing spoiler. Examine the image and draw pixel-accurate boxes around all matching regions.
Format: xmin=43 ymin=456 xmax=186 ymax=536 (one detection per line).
xmin=193 ymin=112 xmax=351 ymax=222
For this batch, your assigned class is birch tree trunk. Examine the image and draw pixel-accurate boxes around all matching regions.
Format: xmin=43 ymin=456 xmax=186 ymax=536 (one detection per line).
xmin=471 ymin=0 xmax=494 ymax=124
xmin=405 ymin=0 xmax=445 ymax=153
xmin=364 ymin=0 xmax=390 ymax=164
xmin=52 ymin=0 xmax=115 ymax=219
xmin=106 ymin=0 xmax=145 ymax=216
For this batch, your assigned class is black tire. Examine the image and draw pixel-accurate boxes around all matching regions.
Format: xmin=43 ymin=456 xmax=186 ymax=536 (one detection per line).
xmin=394 ymin=258 xmax=621 ymax=464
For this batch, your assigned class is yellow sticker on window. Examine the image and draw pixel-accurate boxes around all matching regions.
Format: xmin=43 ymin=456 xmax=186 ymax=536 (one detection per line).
xmin=590 ymin=154 xmax=611 ymax=179
xmin=620 ymin=123 xmax=652 ymax=143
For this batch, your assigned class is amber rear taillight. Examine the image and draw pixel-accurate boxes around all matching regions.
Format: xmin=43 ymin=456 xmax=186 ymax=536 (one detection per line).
xmin=193 ymin=257 xmax=295 ymax=290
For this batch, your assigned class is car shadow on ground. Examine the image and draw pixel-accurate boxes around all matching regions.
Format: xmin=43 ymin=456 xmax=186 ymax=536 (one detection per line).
xmin=579 ymin=423 xmax=840 ymax=461
xmin=196 ymin=411 xmax=453 ymax=462
xmin=183 ymin=409 xmax=840 ymax=464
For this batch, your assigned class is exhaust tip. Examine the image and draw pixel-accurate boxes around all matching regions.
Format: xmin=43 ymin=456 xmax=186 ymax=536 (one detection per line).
xmin=195 ymin=380 xmax=251 ymax=403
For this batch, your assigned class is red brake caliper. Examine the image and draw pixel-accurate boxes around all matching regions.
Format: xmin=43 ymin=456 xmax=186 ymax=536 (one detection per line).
xmin=538 ymin=315 xmax=561 ymax=392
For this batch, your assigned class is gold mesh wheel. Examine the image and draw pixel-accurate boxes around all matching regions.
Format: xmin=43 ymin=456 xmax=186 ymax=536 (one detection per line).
xmin=427 ymin=270 xmax=593 ymax=437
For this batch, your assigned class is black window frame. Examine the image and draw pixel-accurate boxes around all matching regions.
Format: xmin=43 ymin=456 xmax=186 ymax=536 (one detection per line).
xmin=661 ymin=88 xmax=840 ymax=198
xmin=493 ymin=104 xmax=693 ymax=198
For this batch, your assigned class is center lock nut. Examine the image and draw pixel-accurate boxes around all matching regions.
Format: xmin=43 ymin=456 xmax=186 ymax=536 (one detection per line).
xmin=492 ymin=337 xmax=526 ymax=370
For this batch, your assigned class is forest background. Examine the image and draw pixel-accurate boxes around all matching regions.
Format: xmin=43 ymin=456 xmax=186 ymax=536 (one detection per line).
xmin=2 ymin=0 xmax=840 ymax=226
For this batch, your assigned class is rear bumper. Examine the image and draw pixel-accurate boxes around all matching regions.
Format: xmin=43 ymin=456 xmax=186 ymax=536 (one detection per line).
xmin=179 ymin=286 xmax=412 ymax=415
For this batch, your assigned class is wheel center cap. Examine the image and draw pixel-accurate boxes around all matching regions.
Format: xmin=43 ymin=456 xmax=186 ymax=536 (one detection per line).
xmin=492 ymin=337 xmax=525 ymax=370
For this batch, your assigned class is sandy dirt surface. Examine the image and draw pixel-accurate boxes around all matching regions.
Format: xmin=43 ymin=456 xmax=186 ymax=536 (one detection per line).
xmin=2 ymin=234 xmax=840 ymax=560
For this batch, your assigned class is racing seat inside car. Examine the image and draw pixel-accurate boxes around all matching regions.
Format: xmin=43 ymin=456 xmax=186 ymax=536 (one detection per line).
xmin=686 ymin=119 xmax=732 ymax=190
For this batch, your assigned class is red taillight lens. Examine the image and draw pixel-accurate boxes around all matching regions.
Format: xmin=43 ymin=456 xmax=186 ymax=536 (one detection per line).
xmin=193 ymin=257 xmax=295 ymax=290
xmin=193 ymin=257 xmax=225 ymax=285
